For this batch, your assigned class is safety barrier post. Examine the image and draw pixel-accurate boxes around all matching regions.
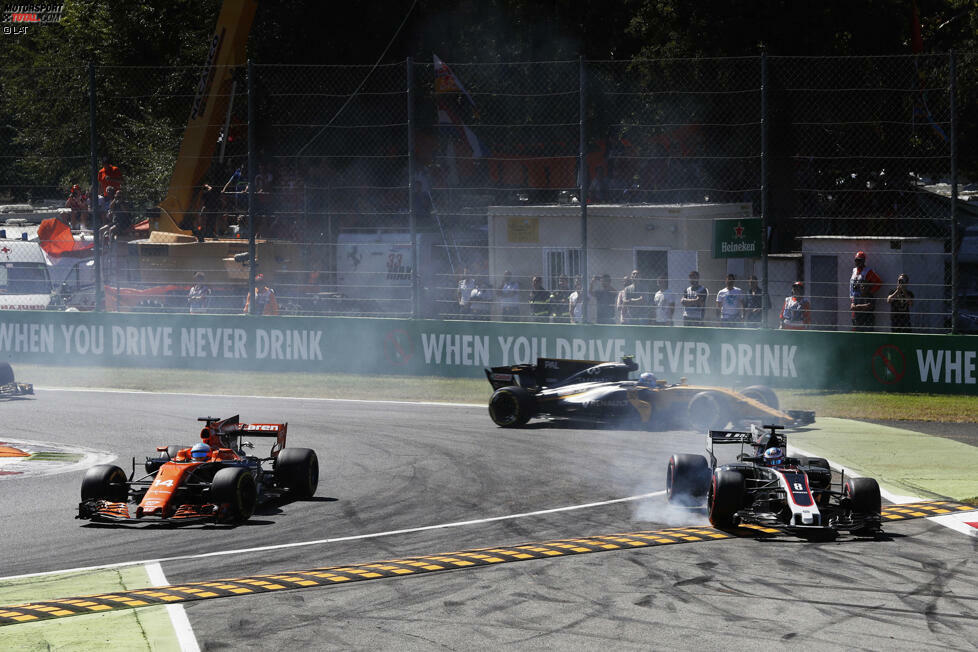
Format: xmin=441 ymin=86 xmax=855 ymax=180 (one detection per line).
xmin=88 ymin=62 xmax=103 ymax=312
xmin=247 ymin=59 xmax=257 ymax=314
xmin=408 ymin=57 xmax=419 ymax=319
xmin=759 ymin=49 xmax=769 ymax=327
xmin=579 ymin=56 xmax=589 ymax=321
xmin=949 ymin=51 xmax=958 ymax=333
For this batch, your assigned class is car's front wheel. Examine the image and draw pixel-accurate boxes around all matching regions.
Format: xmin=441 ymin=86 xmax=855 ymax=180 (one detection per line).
xmin=211 ymin=467 xmax=257 ymax=523
xmin=81 ymin=464 xmax=129 ymax=502
xmin=687 ymin=391 xmax=727 ymax=432
xmin=489 ymin=386 xmax=536 ymax=427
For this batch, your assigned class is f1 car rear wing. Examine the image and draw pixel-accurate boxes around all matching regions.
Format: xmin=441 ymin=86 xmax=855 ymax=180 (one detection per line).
xmin=485 ymin=356 xmax=639 ymax=391
xmin=198 ymin=415 xmax=288 ymax=457
xmin=707 ymin=424 xmax=786 ymax=466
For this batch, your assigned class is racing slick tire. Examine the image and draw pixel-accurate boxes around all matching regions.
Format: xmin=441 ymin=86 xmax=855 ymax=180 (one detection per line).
xmin=0 ymin=362 xmax=13 ymax=386
xmin=81 ymin=464 xmax=129 ymax=502
xmin=212 ymin=467 xmax=258 ymax=523
xmin=489 ymin=386 xmax=536 ymax=428
xmin=687 ymin=391 xmax=727 ymax=432
xmin=708 ymin=469 xmax=745 ymax=528
xmin=275 ymin=447 xmax=320 ymax=498
xmin=845 ymin=477 xmax=881 ymax=516
xmin=666 ymin=454 xmax=711 ymax=505
xmin=845 ymin=476 xmax=882 ymax=536
xmin=740 ymin=385 xmax=779 ymax=411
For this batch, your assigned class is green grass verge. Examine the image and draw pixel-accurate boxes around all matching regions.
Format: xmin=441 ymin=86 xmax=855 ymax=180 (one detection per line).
xmin=0 ymin=567 xmax=179 ymax=651
xmin=16 ymin=363 xmax=978 ymax=423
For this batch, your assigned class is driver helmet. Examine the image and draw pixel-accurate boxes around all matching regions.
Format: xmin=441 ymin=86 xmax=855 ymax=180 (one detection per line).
xmin=190 ymin=442 xmax=211 ymax=461
xmin=637 ymin=372 xmax=657 ymax=387
xmin=763 ymin=447 xmax=785 ymax=466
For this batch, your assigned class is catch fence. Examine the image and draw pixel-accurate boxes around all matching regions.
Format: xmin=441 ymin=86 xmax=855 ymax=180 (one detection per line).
xmin=0 ymin=54 xmax=971 ymax=333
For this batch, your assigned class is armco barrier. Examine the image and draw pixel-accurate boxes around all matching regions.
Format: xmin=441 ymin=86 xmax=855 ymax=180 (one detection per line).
xmin=0 ymin=311 xmax=976 ymax=394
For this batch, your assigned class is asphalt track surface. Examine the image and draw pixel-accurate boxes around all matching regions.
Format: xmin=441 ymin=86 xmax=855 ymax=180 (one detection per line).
xmin=3 ymin=390 xmax=978 ymax=650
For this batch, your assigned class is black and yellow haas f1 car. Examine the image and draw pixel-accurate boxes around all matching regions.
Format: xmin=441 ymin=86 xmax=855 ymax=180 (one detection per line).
xmin=666 ymin=425 xmax=882 ymax=540
xmin=0 ymin=362 xmax=33 ymax=398
xmin=77 ymin=415 xmax=319 ymax=525
xmin=485 ymin=357 xmax=814 ymax=430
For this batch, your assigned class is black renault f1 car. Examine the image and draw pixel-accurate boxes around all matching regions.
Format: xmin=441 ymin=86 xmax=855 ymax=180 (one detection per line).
xmin=485 ymin=357 xmax=814 ymax=430
xmin=666 ymin=424 xmax=882 ymax=539
xmin=0 ymin=362 xmax=33 ymax=398
xmin=77 ymin=415 xmax=319 ymax=525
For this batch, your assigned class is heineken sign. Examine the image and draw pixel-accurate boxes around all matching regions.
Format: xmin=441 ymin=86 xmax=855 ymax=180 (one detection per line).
xmin=712 ymin=217 xmax=762 ymax=258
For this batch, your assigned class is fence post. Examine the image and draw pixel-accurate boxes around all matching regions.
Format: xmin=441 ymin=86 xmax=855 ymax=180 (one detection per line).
xmin=759 ymin=49 xmax=769 ymax=327
xmin=949 ymin=50 xmax=958 ymax=333
xmin=88 ymin=61 xmax=103 ymax=312
xmin=247 ymin=59 xmax=257 ymax=314
xmin=579 ymin=56 xmax=589 ymax=322
xmin=407 ymin=56 xmax=418 ymax=319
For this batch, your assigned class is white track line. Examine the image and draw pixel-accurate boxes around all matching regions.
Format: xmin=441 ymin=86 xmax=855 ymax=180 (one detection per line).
xmin=0 ymin=490 xmax=666 ymax=582
xmin=145 ymin=562 xmax=200 ymax=652
xmin=36 ymin=386 xmax=483 ymax=408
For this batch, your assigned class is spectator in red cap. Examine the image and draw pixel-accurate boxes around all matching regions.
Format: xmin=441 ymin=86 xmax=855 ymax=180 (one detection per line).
xmin=65 ymin=184 xmax=88 ymax=230
xmin=243 ymin=273 xmax=279 ymax=315
xmin=849 ymin=250 xmax=882 ymax=331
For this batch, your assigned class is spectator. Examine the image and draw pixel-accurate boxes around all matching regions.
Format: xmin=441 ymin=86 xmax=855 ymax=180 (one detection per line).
xmin=619 ymin=269 xmax=645 ymax=325
xmin=457 ymin=268 xmax=475 ymax=317
xmin=715 ymin=273 xmax=745 ymax=326
xmin=108 ymin=187 xmax=132 ymax=237
xmin=549 ymin=275 xmax=571 ymax=323
xmin=529 ymin=275 xmax=550 ymax=322
xmin=615 ymin=274 xmax=630 ymax=324
xmin=681 ymin=271 xmax=708 ymax=326
xmin=198 ymin=184 xmax=221 ymax=238
xmin=588 ymin=273 xmax=617 ymax=325
xmin=568 ymin=276 xmax=585 ymax=324
xmin=188 ymin=272 xmax=212 ymax=314
xmin=651 ymin=275 xmax=678 ymax=325
xmin=65 ymin=184 xmax=88 ymax=230
xmin=850 ymin=279 xmax=874 ymax=332
xmin=779 ymin=281 xmax=811 ymax=329
xmin=849 ymin=251 xmax=882 ymax=330
xmin=98 ymin=159 xmax=123 ymax=196
xmin=469 ymin=278 xmax=492 ymax=320
xmin=497 ymin=270 xmax=521 ymax=320
xmin=744 ymin=275 xmax=765 ymax=327
xmin=887 ymin=274 xmax=914 ymax=333
xmin=244 ymin=274 xmax=279 ymax=315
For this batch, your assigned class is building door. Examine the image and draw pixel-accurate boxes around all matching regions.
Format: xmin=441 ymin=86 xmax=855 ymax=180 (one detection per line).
xmin=810 ymin=254 xmax=837 ymax=330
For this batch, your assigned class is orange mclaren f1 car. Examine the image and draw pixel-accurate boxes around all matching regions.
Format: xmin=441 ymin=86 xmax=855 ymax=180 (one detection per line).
xmin=486 ymin=357 xmax=814 ymax=431
xmin=77 ymin=415 xmax=319 ymax=525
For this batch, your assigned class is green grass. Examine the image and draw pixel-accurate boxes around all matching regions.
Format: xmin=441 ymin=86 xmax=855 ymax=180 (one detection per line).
xmin=15 ymin=364 xmax=978 ymax=423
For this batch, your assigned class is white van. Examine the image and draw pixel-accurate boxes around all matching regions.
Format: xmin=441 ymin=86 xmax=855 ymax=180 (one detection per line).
xmin=0 ymin=239 xmax=52 ymax=310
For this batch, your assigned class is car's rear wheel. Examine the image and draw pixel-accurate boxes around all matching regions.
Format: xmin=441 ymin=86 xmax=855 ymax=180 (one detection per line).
xmin=708 ymin=469 xmax=745 ymax=528
xmin=740 ymin=385 xmax=779 ymax=411
xmin=81 ymin=464 xmax=129 ymax=502
xmin=212 ymin=467 xmax=257 ymax=523
xmin=0 ymin=362 xmax=13 ymax=386
xmin=489 ymin=386 xmax=536 ymax=427
xmin=275 ymin=447 xmax=319 ymax=498
xmin=687 ymin=391 xmax=727 ymax=432
xmin=667 ymin=454 xmax=711 ymax=505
